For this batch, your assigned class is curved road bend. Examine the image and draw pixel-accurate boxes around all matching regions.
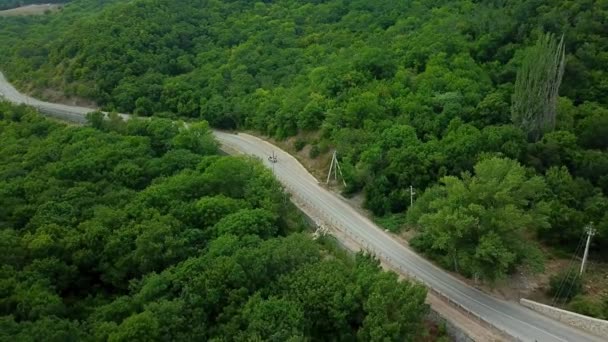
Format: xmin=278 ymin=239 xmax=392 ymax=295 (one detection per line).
xmin=0 ymin=72 xmax=603 ymax=342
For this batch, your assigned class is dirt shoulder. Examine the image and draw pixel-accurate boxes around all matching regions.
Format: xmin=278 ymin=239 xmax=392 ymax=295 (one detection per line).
xmin=36 ymin=88 xmax=98 ymax=108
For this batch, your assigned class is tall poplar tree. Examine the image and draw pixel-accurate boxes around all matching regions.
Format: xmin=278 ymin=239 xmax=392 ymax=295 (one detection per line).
xmin=512 ymin=33 xmax=566 ymax=141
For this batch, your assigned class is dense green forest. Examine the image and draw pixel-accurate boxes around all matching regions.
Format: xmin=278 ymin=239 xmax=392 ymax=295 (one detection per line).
xmin=0 ymin=0 xmax=607 ymax=299
xmin=0 ymin=102 xmax=430 ymax=340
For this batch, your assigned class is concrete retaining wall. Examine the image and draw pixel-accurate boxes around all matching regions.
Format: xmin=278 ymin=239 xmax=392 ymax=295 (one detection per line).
xmin=520 ymin=298 xmax=608 ymax=338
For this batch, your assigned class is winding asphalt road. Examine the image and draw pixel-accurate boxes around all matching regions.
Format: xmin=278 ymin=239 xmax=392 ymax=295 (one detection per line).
xmin=0 ymin=72 xmax=604 ymax=342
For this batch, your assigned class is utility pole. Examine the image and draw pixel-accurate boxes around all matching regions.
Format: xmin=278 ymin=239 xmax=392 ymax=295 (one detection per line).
xmin=407 ymin=185 xmax=416 ymax=207
xmin=580 ymin=223 xmax=596 ymax=275
xmin=326 ymin=150 xmax=346 ymax=186
xmin=326 ymin=151 xmax=335 ymax=184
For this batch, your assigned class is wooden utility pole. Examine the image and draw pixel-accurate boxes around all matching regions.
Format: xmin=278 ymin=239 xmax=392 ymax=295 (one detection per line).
xmin=326 ymin=150 xmax=346 ymax=186
xmin=580 ymin=223 xmax=596 ymax=275
xmin=407 ymin=185 xmax=415 ymax=207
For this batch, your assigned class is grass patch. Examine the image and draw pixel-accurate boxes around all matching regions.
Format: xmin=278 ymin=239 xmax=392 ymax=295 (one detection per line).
xmin=374 ymin=213 xmax=408 ymax=233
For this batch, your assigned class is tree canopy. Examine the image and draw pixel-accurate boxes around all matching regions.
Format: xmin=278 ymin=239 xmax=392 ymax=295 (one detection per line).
xmin=409 ymin=157 xmax=548 ymax=282
xmin=512 ymin=32 xmax=565 ymax=141
xmin=0 ymin=102 xmax=429 ymax=340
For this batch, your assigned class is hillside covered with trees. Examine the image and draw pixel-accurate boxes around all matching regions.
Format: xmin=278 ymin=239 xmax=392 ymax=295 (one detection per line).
xmin=0 ymin=102 xmax=430 ymax=340
xmin=0 ymin=0 xmax=607 ymax=312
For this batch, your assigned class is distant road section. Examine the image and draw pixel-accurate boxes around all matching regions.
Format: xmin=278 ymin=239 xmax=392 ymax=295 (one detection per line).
xmin=0 ymin=71 xmax=604 ymax=342
xmin=0 ymin=4 xmax=62 ymax=16
xmin=0 ymin=72 xmax=128 ymax=122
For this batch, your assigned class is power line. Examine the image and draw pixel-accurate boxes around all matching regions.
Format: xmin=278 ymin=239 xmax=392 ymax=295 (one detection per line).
xmin=552 ymin=233 xmax=585 ymax=306
xmin=551 ymin=232 xmax=586 ymax=306
xmin=560 ymin=267 xmax=581 ymax=306
xmin=557 ymin=224 xmax=598 ymax=306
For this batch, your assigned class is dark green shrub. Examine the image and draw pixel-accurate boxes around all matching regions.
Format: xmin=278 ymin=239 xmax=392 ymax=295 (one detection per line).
xmin=294 ymin=138 xmax=306 ymax=152
xmin=318 ymin=141 xmax=330 ymax=154
xmin=309 ymin=145 xmax=320 ymax=159
xmin=567 ymin=295 xmax=605 ymax=319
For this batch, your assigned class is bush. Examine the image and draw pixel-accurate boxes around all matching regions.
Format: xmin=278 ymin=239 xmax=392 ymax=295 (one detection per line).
xmin=548 ymin=271 xmax=583 ymax=302
xmin=603 ymin=293 xmax=608 ymax=318
xmin=309 ymin=145 xmax=320 ymax=159
xmin=375 ymin=213 xmax=407 ymax=233
xmin=567 ymin=295 xmax=605 ymax=319
xmin=294 ymin=138 xmax=306 ymax=152
xmin=318 ymin=141 xmax=330 ymax=154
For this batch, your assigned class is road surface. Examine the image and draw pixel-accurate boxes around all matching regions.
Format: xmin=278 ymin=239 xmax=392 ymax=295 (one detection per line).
xmin=0 ymin=72 xmax=603 ymax=342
